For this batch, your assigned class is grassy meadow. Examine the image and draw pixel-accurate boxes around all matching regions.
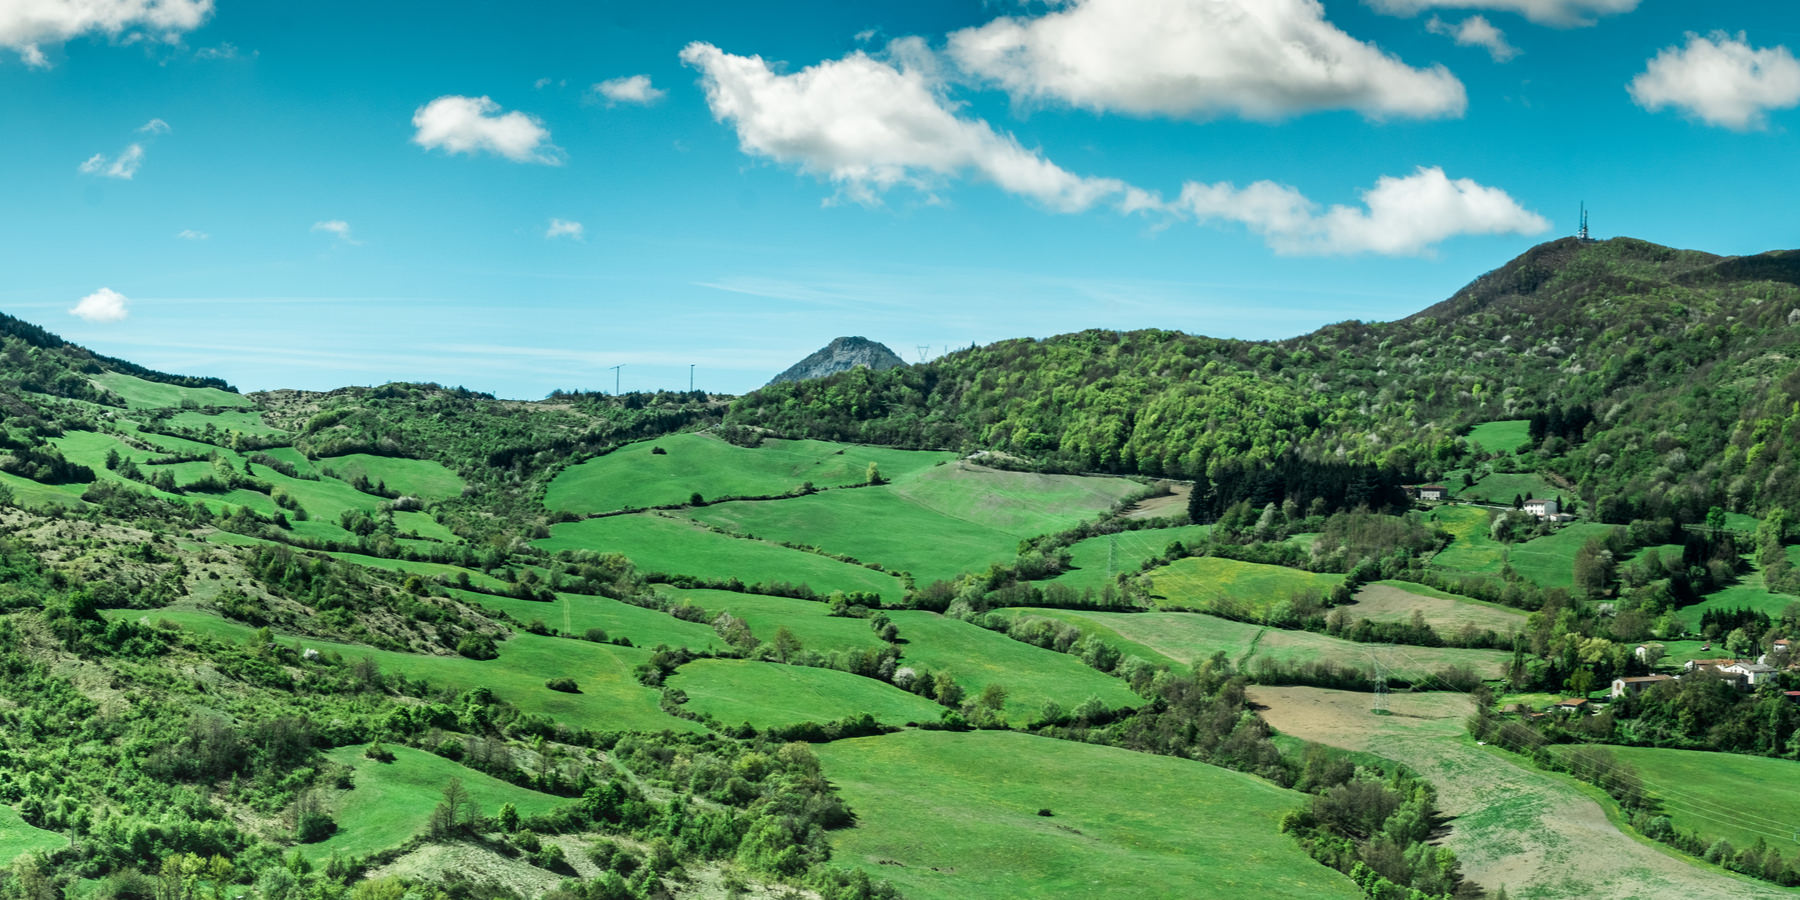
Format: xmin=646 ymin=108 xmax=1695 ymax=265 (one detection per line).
xmin=1601 ymin=746 xmax=1800 ymax=855
xmin=311 ymin=744 xmax=567 ymax=860
xmin=90 ymin=372 xmax=253 ymax=410
xmin=0 ymin=805 xmax=64 ymax=861
xmin=1465 ymin=419 xmax=1531 ymax=454
xmin=816 ymin=730 xmax=1360 ymax=900
xmin=320 ymin=454 xmax=466 ymax=500
xmin=1044 ymin=524 xmax=1213 ymax=594
xmin=455 ymin=589 xmax=726 ymax=652
xmin=1456 ymin=472 xmax=1565 ymax=508
xmin=1678 ymin=559 xmax=1800 ymax=629
xmin=665 ymin=659 xmax=944 ymax=729
xmin=1147 ymin=556 xmax=1344 ymax=616
xmin=888 ymin=611 xmax=1141 ymax=719
xmin=656 ymin=588 xmax=887 ymax=654
xmin=1349 ymin=581 xmax=1528 ymax=634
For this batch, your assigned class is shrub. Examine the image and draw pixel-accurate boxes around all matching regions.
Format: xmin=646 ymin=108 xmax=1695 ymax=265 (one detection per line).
xmin=583 ymin=627 xmax=610 ymax=643
xmin=546 ymin=677 xmax=580 ymax=693
xmin=365 ymin=742 xmax=396 ymax=763
xmin=456 ymin=633 xmax=499 ymax=660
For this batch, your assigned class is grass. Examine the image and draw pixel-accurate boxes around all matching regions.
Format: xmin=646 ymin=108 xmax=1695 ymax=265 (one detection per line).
xmin=455 ymin=589 xmax=725 ymax=652
xmin=1506 ymin=524 xmax=1618 ymax=589
xmin=1457 ymin=472 xmax=1566 ymax=508
xmin=655 ymin=588 xmax=886 ymax=654
xmin=687 ymin=463 xmax=1141 ymax=588
xmin=1427 ymin=504 xmax=1508 ymax=580
xmin=1601 ymin=746 xmax=1800 ymax=855
xmin=0 ymin=804 xmax=64 ymax=860
xmin=1677 ymin=557 xmax=1800 ymax=630
xmin=91 ymin=372 xmax=253 ymax=409
xmin=1348 ymin=581 xmax=1528 ymax=634
xmin=815 ymin=730 xmax=1359 ymax=900
xmin=1044 ymin=524 xmax=1213 ymax=595
xmin=105 ymin=607 xmax=697 ymax=735
xmin=320 ymin=454 xmax=466 ymax=500
xmin=0 ymin=470 xmax=86 ymax=508
xmin=536 ymin=514 xmax=904 ymax=603
xmin=665 ymin=658 xmax=944 ymax=729
xmin=321 ymin=552 xmax=509 ymax=592
xmin=165 ymin=409 xmax=289 ymax=437
xmin=888 ymin=611 xmax=1141 ymax=720
xmin=310 ymin=744 xmax=566 ymax=860
xmin=1146 ymin=556 xmax=1344 ymax=616
xmin=1466 ymin=420 xmax=1531 ymax=455
xmin=545 ymin=432 xmax=957 ymax=515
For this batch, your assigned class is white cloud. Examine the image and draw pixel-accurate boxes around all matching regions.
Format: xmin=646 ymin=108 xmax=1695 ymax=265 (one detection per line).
xmin=1172 ymin=166 xmax=1550 ymax=255
xmin=411 ymin=95 xmax=563 ymax=164
xmin=194 ymin=42 xmax=236 ymax=60
xmin=1629 ymin=32 xmax=1800 ymax=131
xmin=78 ymin=142 xmax=145 ymax=179
xmin=593 ymin=74 xmax=666 ymax=105
xmin=311 ymin=220 xmax=360 ymax=244
xmin=137 ymin=117 xmax=170 ymax=134
xmin=545 ymin=218 xmax=584 ymax=240
xmin=1366 ymin=0 xmax=1636 ymax=28
xmin=679 ymin=41 xmax=1142 ymax=212
xmin=176 ymin=229 xmax=208 ymax=240
xmin=1427 ymin=15 xmax=1518 ymax=62
xmin=945 ymin=0 xmax=1466 ymax=122
xmin=70 ymin=287 xmax=129 ymax=322
xmin=1 ymin=0 xmax=214 ymax=68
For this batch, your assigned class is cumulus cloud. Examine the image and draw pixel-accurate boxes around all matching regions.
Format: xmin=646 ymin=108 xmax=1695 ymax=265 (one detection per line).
xmin=411 ymin=95 xmax=563 ymax=164
xmin=944 ymin=0 xmax=1465 ymax=122
xmin=1427 ymin=15 xmax=1518 ymax=61
xmin=137 ymin=117 xmax=171 ymax=134
xmin=545 ymin=218 xmax=584 ymax=240
xmin=593 ymin=74 xmax=666 ymax=105
xmin=1366 ymin=0 xmax=1636 ymax=27
xmin=70 ymin=287 xmax=129 ymax=322
xmin=680 ymin=41 xmax=1145 ymax=212
xmin=1629 ymin=32 xmax=1800 ymax=131
xmin=1172 ymin=166 xmax=1550 ymax=255
xmin=176 ymin=228 xmax=208 ymax=240
xmin=311 ymin=220 xmax=360 ymax=244
xmin=78 ymin=143 xmax=145 ymax=179
xmin=1 ymin=0 xmax=213 ymax=68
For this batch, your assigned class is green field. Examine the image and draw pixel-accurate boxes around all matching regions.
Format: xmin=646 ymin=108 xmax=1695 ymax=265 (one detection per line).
xmin=889 ymin=611 xmax=1140 ymax=719
xmin=656 ymin=588 xmax=886 ymax=654
xmin=1466 ymin=420 xmax=1531 ymax=455
xmin=536 ymin=514 xmax=904 ymax=602
xmin=990 ymin=608 xmax=1511 ymax=681
xmin=1457 ymin=472 xmax=1565 ymax=508
xmin=1350 ymin=581 xmax=1527 ymax=634
xmin=688 ymin=464 xmax=1141 ymax=588
xmin=665 ymin=658 xmax=944 ymax=729
xmin=91 ymin=372 xmax=253 ymax=409
xmin=165 ymin=409 xmax=289 ymax=437
xmin=322 ymin=552 xmax=508 ymax=592
xmin=1428 ymin=505 xmax=1507 ymax=579
xmin=105 ymin=608 xmax=697 ymax=734
xmin=1506 ymin=524 xmax=1618 ymax=589
xmin=0 ymin=804 xmax=63 ymax=861
xmin=1597 ymin=746 xmax=1800 ymax=856
xmin=1147 ymin=556 xmax=1344 ymax=616
xmin=545 ymin=432 xmax=956 ymax=514
xmin=816 ymin=730 xmax=1359 ymax=900
xmin=456 ymin=589 xmax=726 ymax=651
xmin=312 ymin=744 xmax=566 ymax=860
xmin=1678 ymin=559 xmax=1800 ymax=629
xmin=320 ymin=454 xmax=466 ymax=500
xmin=1045 ymin=524 xmax=1213 ymax=594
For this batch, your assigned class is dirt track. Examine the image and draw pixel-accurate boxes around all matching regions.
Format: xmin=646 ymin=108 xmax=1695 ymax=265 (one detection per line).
xmin=1250 ymin=686 xmax=1787 ymax=900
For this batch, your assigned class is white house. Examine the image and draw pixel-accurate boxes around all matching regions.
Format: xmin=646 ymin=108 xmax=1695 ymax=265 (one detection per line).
xmin=1722 ymin=661 xmax=1777 ymax=687
xmin=1611 ymin=675 xmax=1675 ymax=698
xmin=1523 ymin=497 xmax=1560 ymax=518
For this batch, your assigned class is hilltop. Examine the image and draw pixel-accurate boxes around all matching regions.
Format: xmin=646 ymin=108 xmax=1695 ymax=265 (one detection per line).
xmin=766 ymin=336 xmax=907 ymax=386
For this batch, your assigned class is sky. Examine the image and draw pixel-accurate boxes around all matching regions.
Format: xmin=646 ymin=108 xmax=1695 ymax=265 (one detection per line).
xmin=3 ymin=0 xmax=1798 ymax=398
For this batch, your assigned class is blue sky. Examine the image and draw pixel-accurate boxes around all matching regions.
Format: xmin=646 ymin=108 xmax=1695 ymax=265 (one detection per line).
xmin=4 ymin=0 xmax=1798 ymax=397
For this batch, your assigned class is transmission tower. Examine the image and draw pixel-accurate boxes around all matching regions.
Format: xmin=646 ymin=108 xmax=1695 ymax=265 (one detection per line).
xmin=916 ymin=344 xmax=930 ymax=363
xmin=1107 ymin=533 xmax=1118 ymax=580
xmin=609 ymin=364 xmax=623 ymax=395
xmin=1577 ymin=202 xmax=1591 ymax=242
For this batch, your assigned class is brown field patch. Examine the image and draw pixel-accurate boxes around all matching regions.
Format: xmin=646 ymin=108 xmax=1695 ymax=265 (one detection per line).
xmin=1345 ymin=582 xmax=1527 ymax=635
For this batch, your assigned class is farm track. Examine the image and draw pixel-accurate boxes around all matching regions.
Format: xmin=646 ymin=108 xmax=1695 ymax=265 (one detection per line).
xmin=1250 ymin=686 xmax=1789 ymax=900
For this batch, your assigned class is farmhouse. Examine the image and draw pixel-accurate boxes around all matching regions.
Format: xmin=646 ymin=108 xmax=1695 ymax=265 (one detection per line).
xmin=1522 ymin=497 xmax=1559 ymax=518
xmin=1415 ymin=485 xmax=1450 ymax=502
xmin=1722 ymin=661 xmax=1777 ymax=686
xmin=1610 ymin=674 xmax=1675 ymax=698
xmin=1553 ymin=698 xmax=1589 ymax=714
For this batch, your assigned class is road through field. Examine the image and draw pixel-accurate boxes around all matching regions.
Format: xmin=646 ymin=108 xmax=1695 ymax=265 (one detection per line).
xmin=1249 ymin=686 xmax=1788 ymax=900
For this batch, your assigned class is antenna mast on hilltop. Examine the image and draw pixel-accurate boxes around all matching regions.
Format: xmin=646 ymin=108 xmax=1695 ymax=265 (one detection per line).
xmin=609 ymin=364 xmax=623 ymax=395
xmin=1577 ymin=202 xmax=1591 ymax=242
xmin=916 ymin=345 xmax=930 ymax=363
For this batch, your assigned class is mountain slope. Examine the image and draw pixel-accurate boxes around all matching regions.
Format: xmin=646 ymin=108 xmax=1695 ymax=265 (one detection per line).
xmin=767 ymin=336 xmax=906 ymax=386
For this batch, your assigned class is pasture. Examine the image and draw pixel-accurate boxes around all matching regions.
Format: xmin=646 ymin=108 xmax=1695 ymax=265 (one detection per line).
xmin=1466 ymin=420 xmax=1531 ymax=455
xmin=1506 ymin=524 xmax=1617 ymax=590
xmin=536 ymin=514 xmax=904 ymax=603
xmin=664 ymin=658 xmax=943 ymax=729
xmin=544 ymin=432 xmax=955 ymax=514
xmin=1602 ymin=746 xmax=1800 ymax=855
xmin=1348 ymin=581 xmax=1527 ymax=634
xmin=1457 ymin=472 xmax=1563 ymax=508
xmin=657 ymin=588 xmax=887 ymax=654
xmin=320 ymin=454 xmax=466 ymax=500
xmin=1677 ymin=560 xmax=1800 ymax=630
xmin=1428 ymin=505 xmax=1506 ymax=578
xmin=1045 ymin=524 xmax=1212 ymax=594
xmin=686 ymin=463 xmax=1140 ymax=588
xmin=815 ymin=729 xmax=1360 ymax=900
xmin=0 ymin=804 xmax=63 ymax=861
xmin=311 ymin=745 xmax=566 ymax=860
xmin=1146 ymin=556 xmax=1344 ymax=616
xmin=165 ymin=409 xmax=289 ymax=437
xmin=455 ymin=589 xmax=725 ymax=652
xmin=887 ymin=611 xmax=1141 ymax=719
xmin=90 ymin=372 xmax=253 ymax=409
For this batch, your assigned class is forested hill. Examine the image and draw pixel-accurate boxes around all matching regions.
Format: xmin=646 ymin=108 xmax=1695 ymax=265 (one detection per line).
xmin=726 ymin=237 xmax=1800 ymax=525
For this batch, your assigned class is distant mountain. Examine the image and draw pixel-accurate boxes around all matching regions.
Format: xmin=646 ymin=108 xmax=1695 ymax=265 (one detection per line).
xmin=767 ymin=336 xmax=907 ymax=386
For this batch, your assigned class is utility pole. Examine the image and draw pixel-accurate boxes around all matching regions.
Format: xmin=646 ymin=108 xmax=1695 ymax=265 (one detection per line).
xmin=689 ymin=364 xmax=695 ymax=392
xmin=1372 ymin=650 xmax=1390 ymax=716
xmin=609 ymin=365 xmax=623 ymax=395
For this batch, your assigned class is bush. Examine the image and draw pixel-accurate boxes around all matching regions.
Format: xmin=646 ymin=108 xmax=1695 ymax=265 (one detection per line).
xmin=365 ymin=741 xmax=396 ymax=763
xmin=456 ymin=633 xmax=499 ymax=660
xmin=546 ymin=677 xmax=580 ymax=693
xmin=583 ymin=627 xmax=610 ymax=643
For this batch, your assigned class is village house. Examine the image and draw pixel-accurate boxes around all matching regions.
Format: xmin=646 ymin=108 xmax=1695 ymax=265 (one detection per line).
xmin=1721 ymin=660 xmax=1777 ymax=687
xmin=1611 ymin=674 xmax=1676 ymax=698
xmin=1523 ymin=497 xmax=1559 ymax=518
xmin=1554 ymin=697 xmax=1589 ymax=714
xmin=1415 ymin=485 xmax=1449 ymax=502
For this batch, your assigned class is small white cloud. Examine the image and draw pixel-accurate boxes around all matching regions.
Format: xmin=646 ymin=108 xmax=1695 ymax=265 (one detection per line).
xmin=592 ymin=74 xmax=666 ymax=106
xmin=853 ymin=28 xmax=879 ymax=44
xmin=945 ymin=0 xmax=1466 ymax=122
xmin=1629 ymin=31 xmax=1800 ymax=131
xmin=137 ymin=117 xmax=170 ymax=134
xmin=545 ymin=218 xmax=584 ymax=240
xmin=1427 ymin=15 xmax=1518 ymax=62
xmin=78 ymin=142 xmax=145 ymax=179
xmin=70 ymin=287 xmax=129 ymax=322
xmin=411 ymin=95 xmax=563 ymax=164
xmin=194 ymin=42 xmax=237 ymax=60
xmin=311 ymin=220 xmax=361 ymax=244
xmin=1366 ymin=0 xmax=1637 ymax=28
xmin=2 ymin=0 xmax=215 ymax=68
xmin=1172 ymin=166 xmax=1550 ymax=256
xmin=534 ymin=76 xmax=552 ymax=89
xmin=176 ymin=229 xmax=209 ymax=240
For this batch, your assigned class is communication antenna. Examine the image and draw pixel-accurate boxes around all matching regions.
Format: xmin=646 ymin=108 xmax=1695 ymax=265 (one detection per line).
xmin=689 ymin=364 xmax=695 ymax=392
xmin=916 ymin=344 xmax=930 ymax=363
xmin=609 ymin=364 xmax=623 ymax=395
xmin=1577 ymin=202 xmax=1590 ymax=242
